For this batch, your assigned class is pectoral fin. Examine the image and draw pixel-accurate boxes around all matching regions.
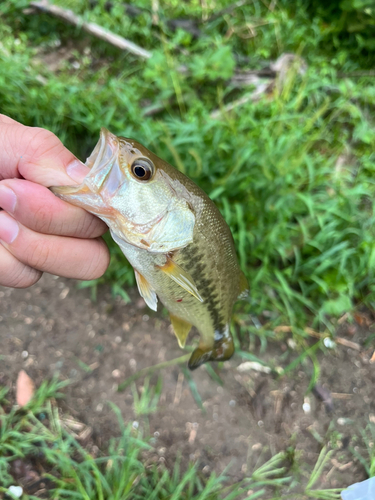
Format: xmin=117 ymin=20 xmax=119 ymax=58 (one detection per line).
xmin=188 ymin=333 xmax=235 ymax=370
xmin=158 ymin=258 xmax=203 ymax=303
xmin=135 ymin=270 xmax=158 ymax=311
xmin=170 ymin=314 xmax=192 ymax=348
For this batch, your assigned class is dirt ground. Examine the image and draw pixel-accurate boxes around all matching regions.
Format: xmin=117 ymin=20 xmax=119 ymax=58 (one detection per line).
xmin=1 ymin=273 xmax=374 ymax=494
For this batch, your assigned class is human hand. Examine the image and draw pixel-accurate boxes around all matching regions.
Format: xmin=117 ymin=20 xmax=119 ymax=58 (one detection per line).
xmin=0 ymin=114 xmax=110 ymax=288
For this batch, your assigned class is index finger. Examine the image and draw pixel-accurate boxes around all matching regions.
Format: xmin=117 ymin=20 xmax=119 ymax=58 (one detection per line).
xmin=0 ymin=178 xmax=107 ymax=238
xmin=0 ymin=118 xmax=89 ymax=186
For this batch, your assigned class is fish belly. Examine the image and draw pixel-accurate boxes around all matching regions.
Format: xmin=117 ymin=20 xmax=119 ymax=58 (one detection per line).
xmin=111 ymin=230 xmax=214 ymax=335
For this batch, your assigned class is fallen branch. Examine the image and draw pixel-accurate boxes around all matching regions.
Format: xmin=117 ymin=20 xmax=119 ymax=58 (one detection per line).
xmin=210 ymin=78 xmax=272 ymax=119
xmin=29 ymin=0 xmax=152 ymax=59
xmin=207 ymin=0 xmax=248 ymax=23
xmin=337 ymin=70 xmax=375 ymax=78
xmin=305 ymin=327 xmax=361 ymax=351
xmin=210 ymin=53 xmax=307 ymax=119
xmin=231 ymin=68 xmax=276 ymax=85
xmin=330 ymin=392 xmax=352 ymax=400
xmin=274 ymin=325 xmax=361 ymax=352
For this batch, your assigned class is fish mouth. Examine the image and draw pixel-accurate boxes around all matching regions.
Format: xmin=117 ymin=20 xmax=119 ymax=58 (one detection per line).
xmin=86 ymin=128 xmax=118 ymax=173
xmin=51 ymin=127 xmax=122 ymax=215
xmin=53 ymin=128 xmax=121 ymax=196
xmin=84 ymin=128 xmax=125 ymax=200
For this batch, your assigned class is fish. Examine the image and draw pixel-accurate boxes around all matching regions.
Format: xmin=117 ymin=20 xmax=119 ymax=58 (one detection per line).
xmin=52 ymin=128 xmax=248 ymax=369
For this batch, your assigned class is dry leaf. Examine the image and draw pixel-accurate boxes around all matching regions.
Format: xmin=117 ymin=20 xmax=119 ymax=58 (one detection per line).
xmin=16 ymin=370 xmax=35 ymax=407
xmin=353 ymin=312 xmax=371 ymax=327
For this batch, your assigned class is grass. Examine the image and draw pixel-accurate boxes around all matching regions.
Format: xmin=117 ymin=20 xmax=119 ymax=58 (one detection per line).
xmin=131 ymin=376 xmax=163 ymax=417
xmin=351 ymin=425 xmax=375 ymax=478
xmin=1 ymin=0 xmax=375 ymax=339
xmin=0 ymin=0 xmax=375 ymax=496
xmin=1 ymin=380 xmax=247 ymax=499
xmin=0 ymin=379 xmax=361 ymax=499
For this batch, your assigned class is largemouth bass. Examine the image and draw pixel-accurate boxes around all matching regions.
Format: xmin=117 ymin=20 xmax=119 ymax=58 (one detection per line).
xmin=52 ymin=129 xmax=247 ymax=369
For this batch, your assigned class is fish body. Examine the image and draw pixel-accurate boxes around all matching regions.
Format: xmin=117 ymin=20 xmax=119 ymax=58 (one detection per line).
xmin=52 ymin=129 xmax=247 ymax=369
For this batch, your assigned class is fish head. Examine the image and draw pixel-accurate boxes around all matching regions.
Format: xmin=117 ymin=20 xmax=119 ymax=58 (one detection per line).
xmin=52 ymin=128 xmax=196 ymax=252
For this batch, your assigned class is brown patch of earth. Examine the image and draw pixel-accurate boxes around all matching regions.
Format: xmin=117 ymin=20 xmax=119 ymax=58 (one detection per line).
xmin=1 ymin=274 xmax=374 ymax=494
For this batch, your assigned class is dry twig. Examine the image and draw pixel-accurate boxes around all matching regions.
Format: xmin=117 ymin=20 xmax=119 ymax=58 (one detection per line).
xmin=210 ymin=78 xmax=272 ymax=119
xmin=210 ymin=53 xmax=307 ymax=119
xmin=305 ymin=327 xmax=361 ymax=351
xmin=29 ymin=0 xmax=152 ymax=59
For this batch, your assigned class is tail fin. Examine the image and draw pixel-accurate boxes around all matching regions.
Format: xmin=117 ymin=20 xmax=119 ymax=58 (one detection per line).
xmin=188 ymin=331 xmax=234 ymax=370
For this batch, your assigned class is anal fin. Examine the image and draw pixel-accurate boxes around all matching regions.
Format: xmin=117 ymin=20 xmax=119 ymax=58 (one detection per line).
xmin=170 ymin=314 xmax=192 ymax=348
xmin=238 ymin=270 xmax=249 ymax=299
xmin=134 ymin=270 xmax=158 ymax=311
xmin=158 ymin=257 xmax=203 ymax=303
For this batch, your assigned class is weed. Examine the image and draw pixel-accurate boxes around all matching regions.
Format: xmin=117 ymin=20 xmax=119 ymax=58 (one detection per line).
xmin=351 ymin=424 xmax=375 ymax=478
xmin=131 ymin=376 xmax=163 ymax=417
xmin=0 ymin=380 xmax=310 ymax=498
xmin=1 ymin=0 xmax=375 ymax=339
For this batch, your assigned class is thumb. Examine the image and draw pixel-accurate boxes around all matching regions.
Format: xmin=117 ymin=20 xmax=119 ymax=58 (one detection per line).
xmin=0 ymin=120 xmax=89 ymax=187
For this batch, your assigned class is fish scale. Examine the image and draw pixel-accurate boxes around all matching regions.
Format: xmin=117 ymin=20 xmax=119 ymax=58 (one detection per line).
xmin=184 ymin=246 xmax=225 ymax=332
xmin=52 ymin=128 xmax=248 ymax=369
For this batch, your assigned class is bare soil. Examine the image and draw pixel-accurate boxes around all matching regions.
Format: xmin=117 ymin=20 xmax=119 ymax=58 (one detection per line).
xmin=1 ymin=274 xmax=374 ymax=494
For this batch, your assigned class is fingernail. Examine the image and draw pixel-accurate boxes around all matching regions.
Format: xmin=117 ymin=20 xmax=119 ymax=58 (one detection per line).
xmin=66 ymin=159 xmax=90 ymax=183
xmin=0 ymin=185 xmax=17 ymax=213
xmin=0 ymin=212 xmax=19 ymax=244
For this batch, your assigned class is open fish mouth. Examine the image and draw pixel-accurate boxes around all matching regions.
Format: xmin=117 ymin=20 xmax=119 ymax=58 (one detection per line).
xmin=50 ymin=128 xmax=123 ymax=216
xmin=52 ymin=128 xmax=122 ymax=198
xmin=85 ymin=128 xmax=119 ymax=174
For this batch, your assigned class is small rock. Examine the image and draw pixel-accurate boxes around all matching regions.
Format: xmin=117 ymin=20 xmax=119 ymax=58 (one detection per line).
xmin=136 ymin=298 xmax=146 ymax=309
xmin=323 ymin=337 xmax=336 ymax=349
xmin=7 ymin=485 xmax=23 ymax=498
xmin=59 ymin=287 xmax=70 ymax=299
xmin=287 ymin=338 xmax=297 ymax=349
xmin=338 ymin=418 xmax=347 ymax=425
xmin=237 ymin=361 xmax=271 ymax=373
xmin=302 ymin=402 xmax=311 ymax=414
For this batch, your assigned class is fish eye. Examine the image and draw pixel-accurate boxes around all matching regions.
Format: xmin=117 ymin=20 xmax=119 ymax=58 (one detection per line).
xmin=131 ymin=158 xmax=154 ymax=181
